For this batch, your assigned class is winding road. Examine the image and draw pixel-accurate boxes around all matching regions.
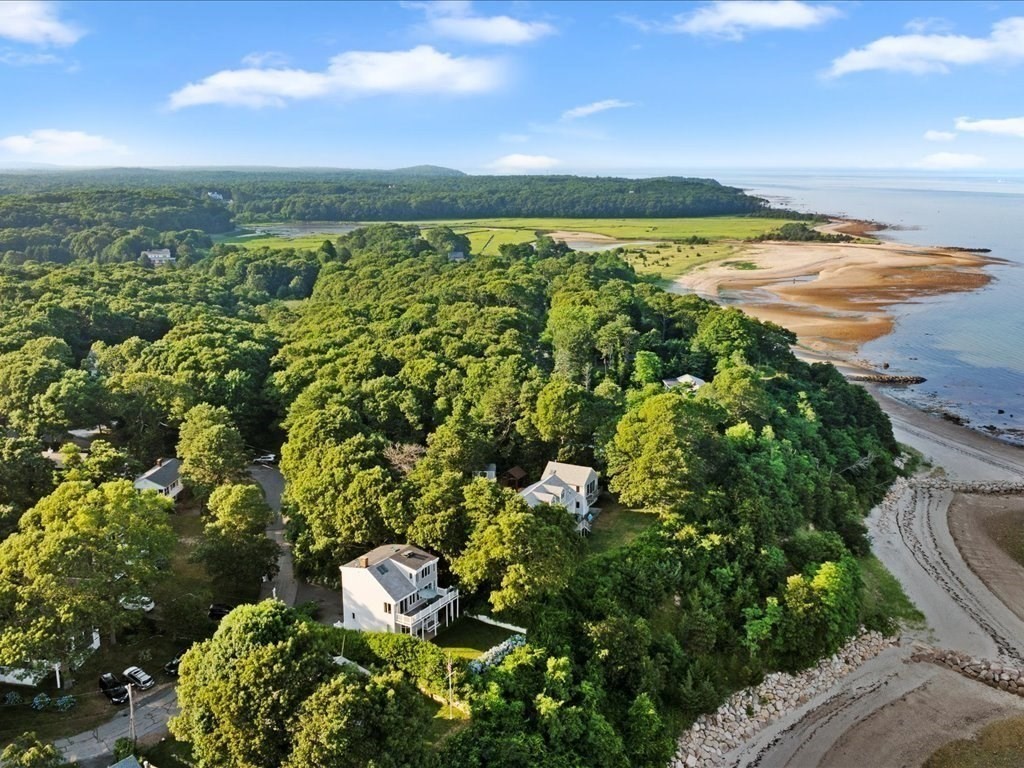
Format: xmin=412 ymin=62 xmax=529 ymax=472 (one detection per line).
xmin=721 ymin=388 xmax=1024 ymax=768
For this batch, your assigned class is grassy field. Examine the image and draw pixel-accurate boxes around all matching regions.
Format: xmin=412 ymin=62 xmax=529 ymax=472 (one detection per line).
xmin=587 ymin=496 xmax=657 ymax=556
xmin=425 ymin=216 xmax=796 ymax=241
xmin=858 ymin=554 xmax=926 ymax=630
xmin=459 ymin=227 xmax=537 ymax=256
xmin=432 ymin=617 xmax=517 ymax=661
xmin=214 ymin=232 xmax=333 ymax=250
xmin=621 ymin=242 xmax=741 ymax=280
xmin=924 ymin=716 xmax=1024 ymax=768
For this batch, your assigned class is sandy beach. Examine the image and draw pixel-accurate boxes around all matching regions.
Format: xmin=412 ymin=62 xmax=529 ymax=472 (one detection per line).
xmin=661 ymin=223 xmax=1024 ymax=767
xmin=672 ymin=233 xmax=997 ymax=357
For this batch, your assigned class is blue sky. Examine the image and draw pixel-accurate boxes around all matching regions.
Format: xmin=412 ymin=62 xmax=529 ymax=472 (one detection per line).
xmin=3 ymin=0 xmax=1024 ymax=172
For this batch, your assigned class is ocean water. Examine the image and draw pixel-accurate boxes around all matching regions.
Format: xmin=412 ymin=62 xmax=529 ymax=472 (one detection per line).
xmin=715 ymin=172 xmax=1024 ymax=444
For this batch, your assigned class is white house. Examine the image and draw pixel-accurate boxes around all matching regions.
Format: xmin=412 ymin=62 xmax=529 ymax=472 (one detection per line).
xmin=0 ymin=630 xmax=100 ymax=688
xmin=472 ymin=463 xmax=497 ymax=481
xmin=519 ymin=461 xmax=600 ymax=533
xmin=141 ymin=248 xmax=175 ymax=267
xmin=340 ymin=544 xmax=459 ymax=639
xmin=133 ymin=458 xmax=183 ymax=501
xmin=662 ymin=374 xmax=706 ymax=391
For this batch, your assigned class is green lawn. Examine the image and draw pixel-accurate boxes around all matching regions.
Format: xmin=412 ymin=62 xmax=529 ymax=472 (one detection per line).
xmin=924 ymin=716 xmax=1024 ymax=768
xmin=587 ymin=496 xmax=657 ymax=556
xmin=432 ymin=618 xmax=517 ymax=660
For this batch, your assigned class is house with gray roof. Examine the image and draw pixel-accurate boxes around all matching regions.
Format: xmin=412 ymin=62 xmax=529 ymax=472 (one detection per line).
xmin=133 ymin=457 xmax=183 ymax=502
xmin=340 ymin=544 xmax=459 ymax=638
xmin=520 ymin=461 xmax=600 ymax=533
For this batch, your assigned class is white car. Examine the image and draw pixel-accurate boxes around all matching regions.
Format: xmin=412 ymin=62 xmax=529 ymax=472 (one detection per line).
xmin=123 ymin=665 xmax=156 ymax=690
xmin=119 ymin=595 xmax=155 ymax=612
xmin=254 ymin=453 xmax=277 ymax=465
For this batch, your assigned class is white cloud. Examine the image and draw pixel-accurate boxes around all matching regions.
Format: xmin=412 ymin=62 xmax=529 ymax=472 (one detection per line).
xmin=168 ymin=45 xmax=504 ymax=109
xmin=561 ymin=99 xmax=634 ymax=120
xmin=241 ymin=51 xmax=289 ymax=68
xmin=0 ymin=48 xmax=59 ymax=65
xmin=955 ymin=116 xmax=1024 ymax=139
xmin=915 ymin=152 xmax=985 ymax=170
xmin=0 ymin=1 xmax=83 ymax=46
xmin=488 ymin=154 xmax=560 ymax=172
xmin=828 ymin=17 xmax=1024 ymax=77
xmin=406 ymin=1 xmax=554 ymax=45
xmin=0 ymin=129 xmax=124 ymax=159
xmin=905 ymin=17 xmax=953 ymax=35
xmin=924 ymin=129 xmax=956 ymax=142
xmin=674 ymin=1 xmax=839 ymax=40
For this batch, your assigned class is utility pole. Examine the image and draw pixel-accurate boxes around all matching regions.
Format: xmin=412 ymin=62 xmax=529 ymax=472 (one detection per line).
xmin=446 ymin=652 xmax=454 ymax=720
xmin=127 ymin=683 xmax=137 ymax=745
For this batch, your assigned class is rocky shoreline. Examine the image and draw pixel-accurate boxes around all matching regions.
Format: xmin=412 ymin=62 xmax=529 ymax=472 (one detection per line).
xmin=672 ymin=630 xmax=898 ymax=768
xmin=912 ymin=646 xmax=1024 ymax=695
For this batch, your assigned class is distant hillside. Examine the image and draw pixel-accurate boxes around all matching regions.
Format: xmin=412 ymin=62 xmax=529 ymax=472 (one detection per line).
xmin=225 ymin=175 xmax=779 ymax=221
xmin=0 ymin=165 xmax=466 ymax=193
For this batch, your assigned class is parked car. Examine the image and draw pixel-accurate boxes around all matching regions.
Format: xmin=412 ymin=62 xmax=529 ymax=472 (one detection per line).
xmin=253 ymin=453 xmax=277 ymax=465
xmin=119 ymin=595 xmax=155 ymax=612
xmin=123 ymin=665 xmax=156 ymax=690
xmin=163 ymin=647 xmax=190 ymax=677
xmin=99 ymin=672 xmax=129 ymax=704
xmin=208 ymin=602 xmax=234 ymax=621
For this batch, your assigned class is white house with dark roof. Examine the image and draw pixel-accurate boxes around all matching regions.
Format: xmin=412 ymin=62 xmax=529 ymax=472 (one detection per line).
xmin=519 ymin=461 xmax=600 ymax=533
xmin=340 ymin=544 xmax=459 ymax=638
xmin=141 ymin=248 xmax=175 ymax=267
xmin=133 ymin=458 xmax=183 ymax=502
xmin=662 ymin=374 xmax=706 ymax=391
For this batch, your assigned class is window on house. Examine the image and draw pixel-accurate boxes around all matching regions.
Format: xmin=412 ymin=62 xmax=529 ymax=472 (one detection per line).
xmin=384 ymin=603 xmax=392 ymax=614
xmin=351 ymin=612 xmax=355 ymax=619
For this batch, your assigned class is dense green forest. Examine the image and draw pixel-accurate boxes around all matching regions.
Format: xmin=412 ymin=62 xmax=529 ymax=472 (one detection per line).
xmin=0 ymin=210 xmax=899 ymax=766
xmin=0 ymin=172 xmax=786 ymax=265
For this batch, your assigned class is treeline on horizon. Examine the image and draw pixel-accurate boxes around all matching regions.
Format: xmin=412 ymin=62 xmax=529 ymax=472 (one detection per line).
xmin=0 ymin=170 xmax=814 ymax=266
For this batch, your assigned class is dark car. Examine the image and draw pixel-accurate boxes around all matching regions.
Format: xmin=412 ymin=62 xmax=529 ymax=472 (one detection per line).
xmin=208 ymin=603 xmax=234 ymax=621
xmin=163 ymin=647 xmax=190 ymax=677
xmin=99 ymin=672 xmax=129 ymax=704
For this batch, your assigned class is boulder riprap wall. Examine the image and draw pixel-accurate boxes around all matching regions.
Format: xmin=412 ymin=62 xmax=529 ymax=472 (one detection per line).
xmin=673 ymin=630 xmax=898 ymax=768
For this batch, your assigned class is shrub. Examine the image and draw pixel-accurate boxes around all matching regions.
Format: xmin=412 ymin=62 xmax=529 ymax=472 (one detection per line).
xmin=113 ymin=737 xmax=135 ymax=761
xmin=30 ymin=693 xmax=51 ymax=711
xmin=54 ymin=695 xmax=76 ymax=712
xmin=468 ymin=634 xmax=527 ymax=674
xmin=4 ymin=690 xmax=23 ymax=706
xmin=363 ymin=633 xmax=461 ymax=695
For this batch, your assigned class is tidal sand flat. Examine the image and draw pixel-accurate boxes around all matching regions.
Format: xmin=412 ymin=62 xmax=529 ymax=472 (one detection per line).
xmin=672 ymin=234 xmax=997 ymax=358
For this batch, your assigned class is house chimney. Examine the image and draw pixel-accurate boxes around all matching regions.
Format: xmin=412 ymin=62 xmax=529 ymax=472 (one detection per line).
xmin=156 ymin=458 xmax=164 ymax=467
xmin=359 ymin=556 xmax=369 ymax=568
